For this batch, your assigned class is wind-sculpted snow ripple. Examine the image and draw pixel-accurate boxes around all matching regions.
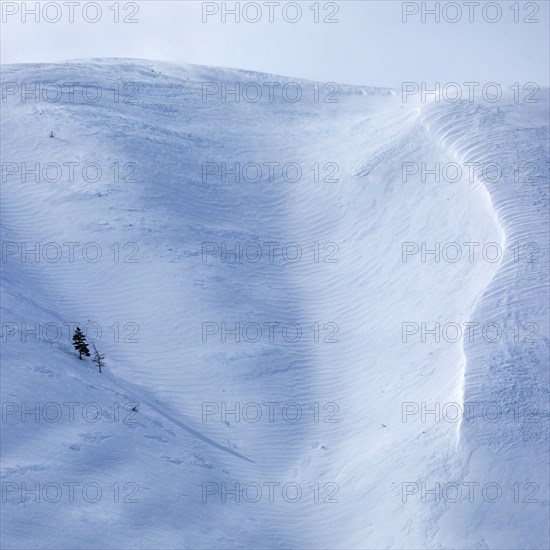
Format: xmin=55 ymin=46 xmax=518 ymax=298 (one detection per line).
xmin=418 ymin=95 xmax=550 ymax=550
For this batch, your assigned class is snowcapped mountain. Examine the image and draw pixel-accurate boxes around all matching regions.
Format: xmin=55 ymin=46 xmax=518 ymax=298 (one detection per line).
xmin=1 ymin=59 xmax=548 ymax=549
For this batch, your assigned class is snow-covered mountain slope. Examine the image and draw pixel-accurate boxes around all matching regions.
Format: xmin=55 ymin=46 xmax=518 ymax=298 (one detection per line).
xmin=1 ymin=59 xmax=548 ymax=549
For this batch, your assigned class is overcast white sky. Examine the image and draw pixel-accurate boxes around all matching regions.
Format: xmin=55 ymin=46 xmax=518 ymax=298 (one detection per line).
xmin=1 ymin=1 xmax=549 ymax=88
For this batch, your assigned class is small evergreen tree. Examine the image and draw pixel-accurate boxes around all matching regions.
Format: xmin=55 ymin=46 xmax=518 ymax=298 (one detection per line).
xmin=72 ymin=327 xmax=90 ymax=360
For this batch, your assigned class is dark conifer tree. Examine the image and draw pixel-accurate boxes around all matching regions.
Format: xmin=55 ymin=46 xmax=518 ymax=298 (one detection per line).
xmin=72 ymin=327 xmax=90 ymax=360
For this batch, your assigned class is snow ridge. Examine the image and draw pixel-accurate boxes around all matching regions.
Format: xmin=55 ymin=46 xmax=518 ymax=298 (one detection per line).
xmin=1 ymin=59 xmax=548 ymax=549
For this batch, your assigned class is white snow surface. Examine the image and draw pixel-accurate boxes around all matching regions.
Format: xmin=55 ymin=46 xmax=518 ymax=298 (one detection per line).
xmin=0 ymin=59 xmax=548 ymax=549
